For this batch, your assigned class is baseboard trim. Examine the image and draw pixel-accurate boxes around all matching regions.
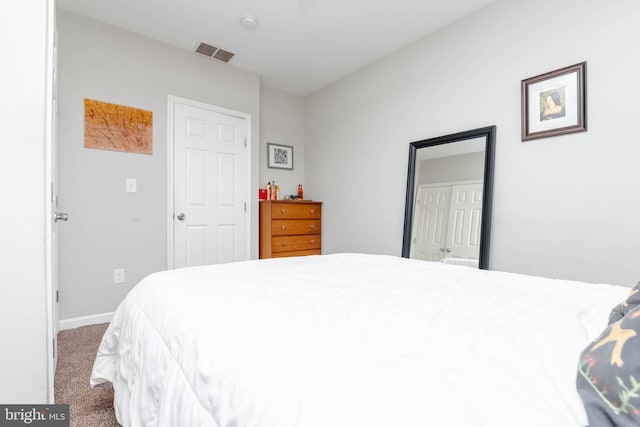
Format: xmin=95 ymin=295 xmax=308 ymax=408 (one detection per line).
xmin=59 ymin=312 xmax=115 ymax=330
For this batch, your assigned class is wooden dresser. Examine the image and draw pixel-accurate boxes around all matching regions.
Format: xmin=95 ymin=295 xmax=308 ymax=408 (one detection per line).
xmin=259 ymin=200 xmax=322 ymax=258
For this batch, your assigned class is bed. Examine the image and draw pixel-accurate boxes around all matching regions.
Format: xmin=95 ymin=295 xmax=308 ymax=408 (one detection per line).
xmin=90 ymin=253 xmax=635 ymax=426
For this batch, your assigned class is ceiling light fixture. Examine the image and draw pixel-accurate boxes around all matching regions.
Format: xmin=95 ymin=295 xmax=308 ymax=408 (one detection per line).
xmin=240 ymin=15 xmax=258 ymax=30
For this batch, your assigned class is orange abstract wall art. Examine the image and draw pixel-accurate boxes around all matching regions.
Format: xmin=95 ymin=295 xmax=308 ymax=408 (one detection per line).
xmin=84 ymin=98 xmax=153 ymax=155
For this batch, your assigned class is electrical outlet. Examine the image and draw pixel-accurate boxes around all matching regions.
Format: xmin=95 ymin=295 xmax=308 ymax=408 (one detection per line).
xmin=113 ymin=268 xmax=125 ymax=284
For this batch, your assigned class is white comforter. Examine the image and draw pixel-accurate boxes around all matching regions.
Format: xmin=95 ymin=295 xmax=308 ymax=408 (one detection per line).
xmin=91 ymin=253 xmax=628 ymax=427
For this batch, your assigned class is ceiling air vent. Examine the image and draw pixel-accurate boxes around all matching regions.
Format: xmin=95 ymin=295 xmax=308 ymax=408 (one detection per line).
xmin=213 ymin=49 xmax=234 ymax=63
xmin=195 ymin=42 xmax=217 ymax=57
xmin=194 ymin=42 xmax=235 ymax=63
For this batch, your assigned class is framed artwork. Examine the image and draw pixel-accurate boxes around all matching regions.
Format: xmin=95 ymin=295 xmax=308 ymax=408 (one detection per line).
xmin=521 ymin=62 xmax=586 ymax=141
xmin=84 ymin=98 xmax=153 ymax=154
xmin=267 ymin=143 xmax=294 ymax=170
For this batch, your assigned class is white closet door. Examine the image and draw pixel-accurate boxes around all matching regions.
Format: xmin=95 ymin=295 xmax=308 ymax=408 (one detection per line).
xmin=446 ymin=183 xmax=483 ymax=259
xmin=410 ymin=185 xmax=451 ymax=261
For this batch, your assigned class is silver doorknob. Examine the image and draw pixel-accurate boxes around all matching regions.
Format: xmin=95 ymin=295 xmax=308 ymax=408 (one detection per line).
xmin=446 ymin=248 xmax=451 ymax=253
xmin=440 ymin=248 xmax=445 ymax=252
xmin=54 ymin=212 xmax=68 ymax=222
xmin=176 ymin=212 xmax=186 ymax=221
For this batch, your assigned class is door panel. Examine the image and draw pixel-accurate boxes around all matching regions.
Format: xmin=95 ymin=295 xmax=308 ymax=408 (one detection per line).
xmin=217 ymin=153 xmax=236 ymax=206
xmin=217 ymin=225 xmax=237 ymax=264
xmin=186 ymin=148 xmax=206 ymax=205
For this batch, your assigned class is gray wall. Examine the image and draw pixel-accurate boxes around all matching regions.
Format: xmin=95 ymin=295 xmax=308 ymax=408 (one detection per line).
xmin=260 ymin=85 xmax=306 ymax=198
xmin=305 ymin=0 xmax=640 ymax=286
xmin=417 ymin=152 xmax=484 ymax=185
xmin=57 ymin=11 xmax=261 ymax=320
xmin=0 ymin=0 xmax=51 ymax=402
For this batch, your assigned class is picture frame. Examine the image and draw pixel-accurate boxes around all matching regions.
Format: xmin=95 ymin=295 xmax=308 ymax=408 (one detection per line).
xmin=267 ymin=143 xmax=294 ymax=170
xmin=521 ymin=62 xmax=586 ymax=141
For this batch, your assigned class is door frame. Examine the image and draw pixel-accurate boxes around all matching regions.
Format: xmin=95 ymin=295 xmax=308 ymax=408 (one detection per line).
xmin=166 ymin=95 xmax=252 ymax=269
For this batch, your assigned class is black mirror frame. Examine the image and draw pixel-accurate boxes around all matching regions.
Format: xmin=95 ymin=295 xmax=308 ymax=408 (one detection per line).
xmin=401 ymin=126 xmax=496 ymax=269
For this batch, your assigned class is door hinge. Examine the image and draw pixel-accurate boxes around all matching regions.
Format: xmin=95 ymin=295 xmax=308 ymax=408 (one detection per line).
xmin=244 ymin=137 xmax=247 ymax=147
xmin=56 ymin=290 xmax=59 ymax=303
xmin=244 ymin=202 xmax=247 ymax=212
xmin=52 ymin=339 xmax=56 ymax=359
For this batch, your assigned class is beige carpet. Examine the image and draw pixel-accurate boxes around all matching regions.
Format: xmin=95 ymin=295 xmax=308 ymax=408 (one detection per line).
xmin=55 ymin=323 xmax=119 ymax=427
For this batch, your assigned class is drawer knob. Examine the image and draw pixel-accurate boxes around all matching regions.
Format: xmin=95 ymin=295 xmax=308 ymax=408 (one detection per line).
xmin=280 ymin=225 xmax=287 ymax=230
xmin=280 ymin=242 xmax=288 ymax=247
xmin=309 ymin=239 xmax=316 ymax=244
xmin=309 ymin=224 xmax=316 ymax=230
xmin=309 ymin=209 xmax=316 ymax=214
xmin=280 ymin=209 xmax=287 ymax=214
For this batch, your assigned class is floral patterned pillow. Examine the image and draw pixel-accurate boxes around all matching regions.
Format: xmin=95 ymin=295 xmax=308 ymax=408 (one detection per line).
xmin=577 ymin=284 xmax=640 ymax=426
xmin=610 ymin=284 xmax=640 ymax=324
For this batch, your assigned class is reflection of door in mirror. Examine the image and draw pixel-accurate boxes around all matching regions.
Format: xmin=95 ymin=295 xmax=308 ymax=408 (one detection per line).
xmin=411 ymin=185 xmax=450 ymax=261
xmin=447 ymin=183 xmax=482 ymax=261
xmin=411 ymin=181 xmax=482 ymax=263
xmin=402 ymin=126 xmax=496 ymax=269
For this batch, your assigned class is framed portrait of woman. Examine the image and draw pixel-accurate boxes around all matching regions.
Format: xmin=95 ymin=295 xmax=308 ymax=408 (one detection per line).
xmin=521 ymin=62 xmax=587 ymax=141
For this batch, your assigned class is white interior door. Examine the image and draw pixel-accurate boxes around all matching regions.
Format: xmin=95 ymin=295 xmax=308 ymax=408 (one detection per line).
xmin=446 ymin=183 xmax=483 ymax=259
xmin=45 ymin=9 xmax=59 ymax=402
xmin=51 ymin=30 xmax=60 ymax=338
xmin=171 ymin=98 xmax=249 ymax=268
xmin=410 ymin=185 xmax=451 ymax=261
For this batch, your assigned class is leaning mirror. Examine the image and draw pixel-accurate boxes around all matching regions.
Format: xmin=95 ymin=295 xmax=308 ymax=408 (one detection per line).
xmin=402 ymin=126 xmax=496 ymax=269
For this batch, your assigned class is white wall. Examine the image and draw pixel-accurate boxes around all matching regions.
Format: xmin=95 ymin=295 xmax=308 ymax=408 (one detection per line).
xmin=306 ymin=0 xmax=640 ymax=286
xmin=0 ymin=0 xmax=52 ymax=402
xmin=260 ymin=85 xmax=306 ymax=198
xmin=57 ymin=11 xmax=261 ymax=320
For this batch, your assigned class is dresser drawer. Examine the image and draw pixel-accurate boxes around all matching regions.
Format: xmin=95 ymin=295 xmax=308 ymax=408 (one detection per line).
xmin=271 ymin=203 xmax=321 ymax=219
xmin=272 ymin=234 xmax=321 ymax=253
xmin=270 ymin=249 xmax=321 ymax=258
xmin=271 ymin=219 xmax=321 ymax=236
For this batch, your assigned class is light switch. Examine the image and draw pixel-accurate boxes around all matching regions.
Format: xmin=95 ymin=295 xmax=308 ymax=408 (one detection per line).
xmin=126 ymin=178 xmax=137 ymax=193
